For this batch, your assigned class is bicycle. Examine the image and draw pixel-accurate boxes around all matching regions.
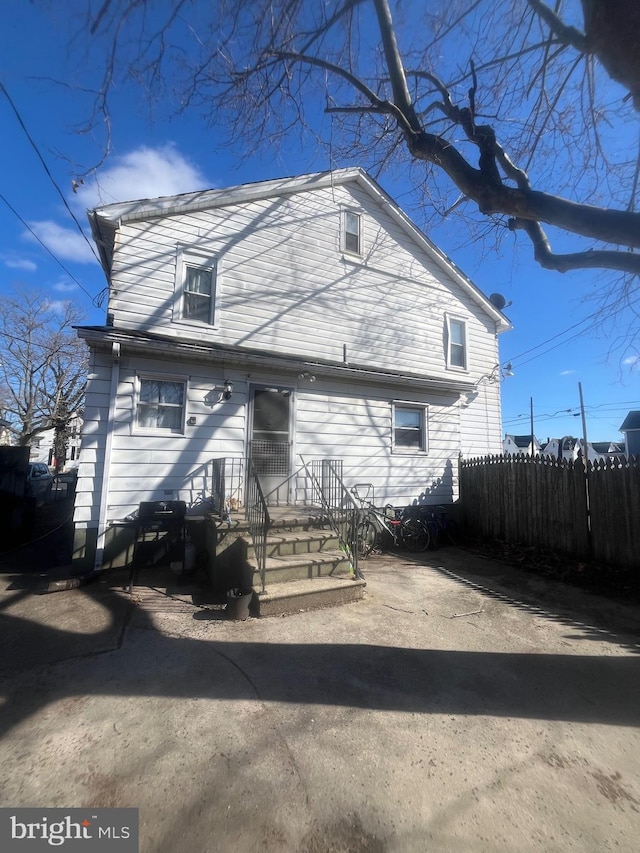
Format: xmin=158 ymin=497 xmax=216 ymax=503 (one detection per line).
xmin=351 ymin=485 xmax=431 ymax=557
xmin=422 ymin=505 xmax=459 ymax=549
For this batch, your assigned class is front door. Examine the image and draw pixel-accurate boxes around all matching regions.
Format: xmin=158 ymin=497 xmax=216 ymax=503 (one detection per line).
xmin=249 ymin=387 xmax=292 ymax=504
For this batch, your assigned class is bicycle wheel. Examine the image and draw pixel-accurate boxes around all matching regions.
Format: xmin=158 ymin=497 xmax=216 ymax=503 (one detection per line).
xmin=426 ymin=519 xmax=440 ymax=549
xmin=402 ymin=518 xmax=431 ymax=552
xmin=443 ymin=519 xmax=459 ymax=546
xmin=356 ymin=517 xmax=377 ymax=558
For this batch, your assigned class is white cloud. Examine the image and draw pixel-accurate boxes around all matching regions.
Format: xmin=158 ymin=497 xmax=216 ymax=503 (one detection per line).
xmin=2 ymin=256 xmax=37 ymax=272
xmin=623 ymin=356 xmax=640 ymax=370
xmin=44 ymin=298 xmax=70 ymax=315
xmin=560 ymin=369 xmax=576 ymax=376
xmin=53 ymin=280 xmax=79 ymax=293
xmin=24 ymin=220 xmax=96 ymax=264
xmin=21 ymin=145 xmax=209 ymax=266
xmin=74 ymin=144 xmax=210 ymax=208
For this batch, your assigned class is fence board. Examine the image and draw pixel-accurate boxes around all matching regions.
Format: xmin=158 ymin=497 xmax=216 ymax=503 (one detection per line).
xmin=460 ymin=453 xmax=639 ymax=570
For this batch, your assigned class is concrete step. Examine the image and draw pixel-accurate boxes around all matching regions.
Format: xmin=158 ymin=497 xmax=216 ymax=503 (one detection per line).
xmin=250 ymin=550 xmax=352 ymax=586
xmin=262 ymin=529 xmax=340 ymax=559
xmin=256 ymin=575 xmax=366 ymax=617
xmin=222 ymin=506 xmax=328 ymax=534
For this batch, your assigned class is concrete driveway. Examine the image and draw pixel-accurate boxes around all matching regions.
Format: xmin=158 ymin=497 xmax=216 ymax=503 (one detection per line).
xmin=1 ymin=548 xmax=639 ymax=852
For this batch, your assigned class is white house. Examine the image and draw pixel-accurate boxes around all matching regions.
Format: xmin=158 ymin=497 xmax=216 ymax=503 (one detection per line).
xmin=541 ymin=436 xmax=625 ymax=463
xmin=503 ymin=434 xmax=542 ymax=456
xmin=29 ymin=414 xmax=83 ymax=469
xmin=72 ymin=168 xmax=511 ymax=569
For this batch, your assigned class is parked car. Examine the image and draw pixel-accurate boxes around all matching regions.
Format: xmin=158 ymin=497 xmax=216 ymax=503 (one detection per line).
xmin=25 ymin=462 xmax=54 ymax=504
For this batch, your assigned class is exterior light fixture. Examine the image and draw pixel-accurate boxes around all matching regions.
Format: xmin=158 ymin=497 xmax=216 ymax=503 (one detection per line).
xmin=223 ymin=379 xmax=233 ymax=400
xmin=298 ymin=371 xmax=316 ymax=382
xmin=475 ymin=362 xmax=514 ymax=387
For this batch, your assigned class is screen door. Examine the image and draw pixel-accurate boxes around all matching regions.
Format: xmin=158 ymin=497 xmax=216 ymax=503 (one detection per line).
xmin=249 ymin=387 xmax=292 ymax=503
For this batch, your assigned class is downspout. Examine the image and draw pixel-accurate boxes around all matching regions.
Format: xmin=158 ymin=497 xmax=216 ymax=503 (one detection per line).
xmin=94 ymin=341 xmax=120 ymax=571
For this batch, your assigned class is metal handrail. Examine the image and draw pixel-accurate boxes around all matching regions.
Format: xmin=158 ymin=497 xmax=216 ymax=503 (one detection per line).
xmin=300 ymin=456 xmax=363 ymax=579
xmin=246 ymin=456 xmax=270 ymax=594
xmin=210 ymin=458 xmax=226 ymax=518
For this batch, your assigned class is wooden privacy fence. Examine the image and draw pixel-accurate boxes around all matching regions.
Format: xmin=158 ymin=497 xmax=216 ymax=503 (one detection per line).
xmin=460 ymin=454 xmax=640 ymax=572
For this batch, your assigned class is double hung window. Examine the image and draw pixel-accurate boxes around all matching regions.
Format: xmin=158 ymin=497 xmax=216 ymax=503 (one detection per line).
xmin=176 ymin=247 xmax=217 ymax=326
xmin=343 ymin=211 xmax=362 ymax=255
xmin=184 ymin=264 xmax=215 ymax=323
xmin=393 ymin=404 xmax=428 ymax=453
xmin=136 ymin=377 xmax=186 ymax=433
xmin=447 ymin=317 xmax=467 ymax=369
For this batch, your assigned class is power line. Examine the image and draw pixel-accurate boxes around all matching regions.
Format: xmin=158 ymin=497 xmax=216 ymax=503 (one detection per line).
xmin=0 ymin=80 xmax=101 ymax=266
xmin=505 ymin=291 xmax=640 ymax=369
xmin=503 ymin=400 xmax=640 ymax=427
xmin=0 ymin=190 xmax=98 ymax=304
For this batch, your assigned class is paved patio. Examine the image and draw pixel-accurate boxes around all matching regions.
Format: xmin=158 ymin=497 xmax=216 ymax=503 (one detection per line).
xmin=1 ymin=546 xmax=639 ymax=852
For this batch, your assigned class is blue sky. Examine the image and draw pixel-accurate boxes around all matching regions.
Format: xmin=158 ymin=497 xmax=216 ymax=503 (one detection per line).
xmin=1 ymin=3 xmax=638 ymax=444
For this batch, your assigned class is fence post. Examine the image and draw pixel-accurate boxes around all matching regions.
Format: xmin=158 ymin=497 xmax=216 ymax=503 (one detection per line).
xmin=579 ymin=455 xmax=593 ymax=559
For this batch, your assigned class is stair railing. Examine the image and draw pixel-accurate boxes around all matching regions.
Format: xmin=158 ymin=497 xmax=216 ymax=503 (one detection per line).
xmin=300 ymin=457 xmax=363 ymax=579
xmin=246 ymin=456 xmax=270 ymax=594
xmin=210 ymin=457 xmax=226 ymax=519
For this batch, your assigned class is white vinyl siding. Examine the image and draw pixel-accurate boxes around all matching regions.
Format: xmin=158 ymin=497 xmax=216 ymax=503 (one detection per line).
xmin=294 ymin=380 xmax=457 ymax=506
xmin=80 ymin=355 xmax=470 ymax=524
xmin=106 ymin=184 xmax=497 ymax=382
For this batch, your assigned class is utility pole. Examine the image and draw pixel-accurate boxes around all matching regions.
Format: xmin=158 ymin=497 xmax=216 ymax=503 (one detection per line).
xmin=578 ymin=382 xmax=589 ymax=467
xmin=530 ymin=397 xmax=535 ymax=456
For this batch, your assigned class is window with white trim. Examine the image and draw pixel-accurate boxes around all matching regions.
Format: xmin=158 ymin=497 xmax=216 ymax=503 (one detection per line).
xmin=447 ymin=317 xmax=467 ymax=369
xmin=136 ymin=377 xmax=186 ymax=433
xmin=343 ymin=210 xmax=362 ymax=255
xmin=176 ymin=248 xmax=217 ymax=325
xmin=393 ymin=403 xmax=428 ymax=453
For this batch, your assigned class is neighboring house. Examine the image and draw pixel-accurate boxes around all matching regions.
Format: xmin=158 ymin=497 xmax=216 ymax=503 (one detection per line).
xmin=620 ymin=411 xmax=640 ymax=458
xmin=540 ymin=435 xmax=580 ymax=462
xmin=30 ymin=414 xmax=83 ymax=469
xmin=588 ymin=441 xmax=626 ymax=462
xmin=541 ymin=435 xmax=626 ymax=463
xmin=503 ymin=434 xmax=542 ymax=456
xmin=73 ymin=168 xmax=511 ymax=568
xmin=0 ymin=418 xmax=11 ymax=446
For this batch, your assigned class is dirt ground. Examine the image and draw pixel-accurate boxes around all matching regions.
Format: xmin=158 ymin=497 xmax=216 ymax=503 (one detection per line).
xmin=1 ymin=534 xmax=639 ymax=852
xmin=464 ymin=535 xmax=640 ymax=604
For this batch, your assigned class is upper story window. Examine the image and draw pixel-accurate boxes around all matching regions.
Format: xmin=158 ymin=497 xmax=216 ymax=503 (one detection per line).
xmin=393 ymin=403 xmax=428 ymax=453
xmin=446 ymin=317 xmax=467 ymax=370
xmin=184 ymin=264 xmax=215 ymax=323
xmin=343 ymin=210 xmax=362 ymax=255
xmin=175 ymin=247 xmax=218 ymax=326
xmin=136 ymin=377 xmax=186 ymax=433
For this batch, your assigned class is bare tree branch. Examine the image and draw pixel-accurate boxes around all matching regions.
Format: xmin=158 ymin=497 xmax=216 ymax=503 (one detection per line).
xmin=61 ymin=0 xmax=640 ymax=279
xmin=509 ymin=218 xmax=640 ymax=274
xmin=526 ymin=0 xmax=587 ymax=52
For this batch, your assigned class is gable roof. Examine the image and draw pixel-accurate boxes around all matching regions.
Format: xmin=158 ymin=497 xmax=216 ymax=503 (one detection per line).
xmin=87 ymin=168 xmax=511 ymax=332
xmin=620 ymin=410 xmax=640 ymax=431
xmin=505 ymin=434 xmax=536 ymax=448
